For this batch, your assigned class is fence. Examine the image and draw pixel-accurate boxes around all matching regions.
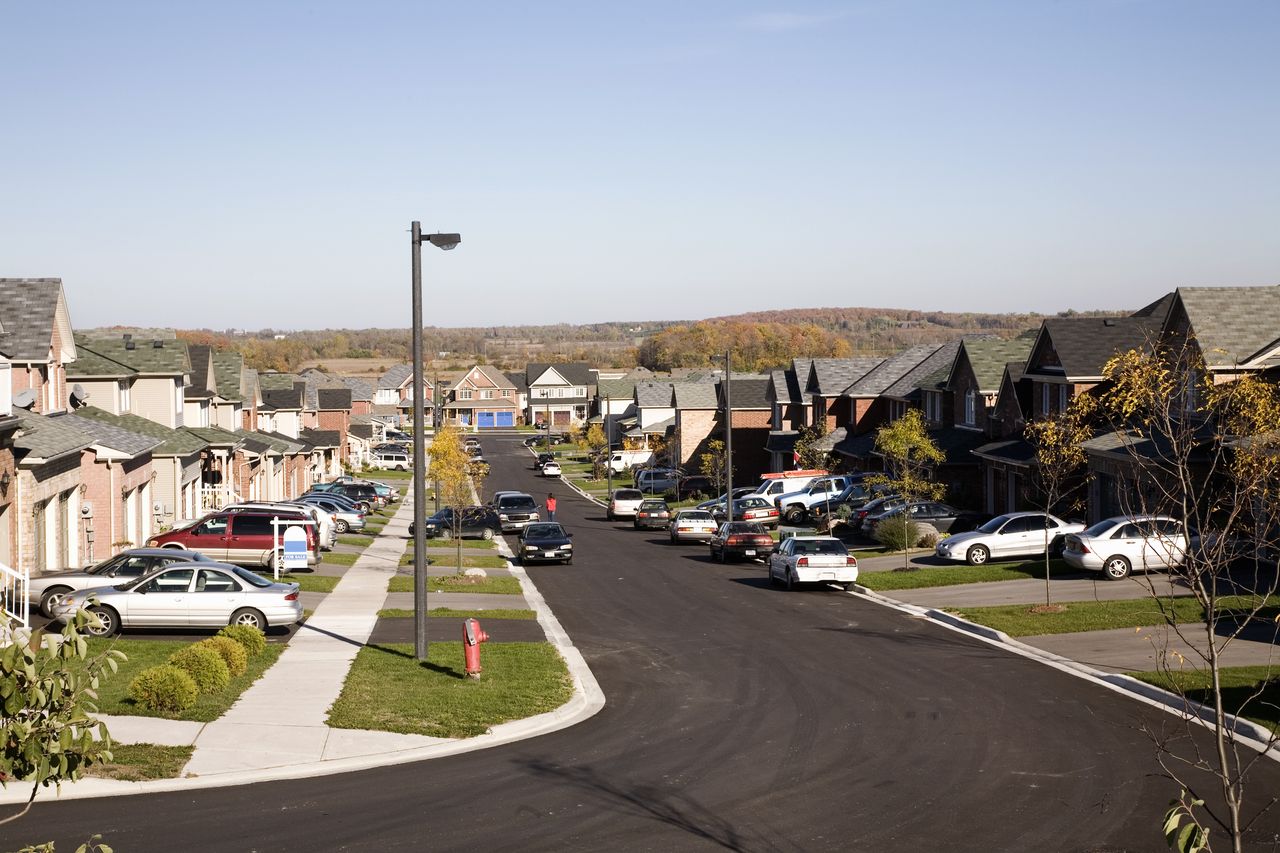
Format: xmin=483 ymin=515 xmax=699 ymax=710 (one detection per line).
xmin=0 ymin=561 xmax=29 ymax=629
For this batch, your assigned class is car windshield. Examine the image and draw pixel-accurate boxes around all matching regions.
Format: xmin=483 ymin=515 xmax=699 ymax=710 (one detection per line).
xmin=500 ymin=496 xmax=537 ymax=510
xmin=524 ymin=524 xmax=566 ymax=540
xmin=978 ymin=514 xmax=1013 ymax=534
xmin=791 ymin=539 xmax=848 ymax=555
xmin=727 ymin=522 xmax=766 ymax=534
xmin=233 ymin=566 xmax=274 ymax=588
xmin=1083 ymin=519 xmax=1121 ymax=537
xmin=679 ymin=511 xmax=713 ymax=521
xmin=613 ymin=490 xmax=643 ymax=501
xmin=84 ymin=556 xmax=123 ymax=575
xmin=640 ymin=501 xmax=667 ymax=510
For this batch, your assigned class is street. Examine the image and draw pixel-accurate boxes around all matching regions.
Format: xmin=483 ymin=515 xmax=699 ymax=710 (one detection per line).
xmin=11 ymin=434 xmax=1280 ymax=852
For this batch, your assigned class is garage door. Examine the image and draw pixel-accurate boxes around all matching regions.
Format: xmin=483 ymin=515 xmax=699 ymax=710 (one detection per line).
xmin=477 ymin=412 xmax=495 ymax=429
xmin=496 ymin=411 xmax=514 ymax=428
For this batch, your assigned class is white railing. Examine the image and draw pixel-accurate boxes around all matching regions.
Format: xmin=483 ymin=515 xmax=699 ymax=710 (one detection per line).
xmin=0 ymin=561 xmax=29 ymax=629
xmin=199 ymin=485 xmax=242 ymax=513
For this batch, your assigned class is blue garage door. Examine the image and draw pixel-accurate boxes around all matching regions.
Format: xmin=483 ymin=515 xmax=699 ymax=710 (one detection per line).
xmin=496 ymin=411 xmax=514 ymax=428
xmin=477 ymin=412 xmax=495 ymax=429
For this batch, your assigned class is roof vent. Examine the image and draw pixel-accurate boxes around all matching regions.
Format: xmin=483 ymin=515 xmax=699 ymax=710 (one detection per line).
xmin=153 ymin=340 xmax=164 ymax=348
xmin=122 ymin=333 xmax=132 ymax=341
xmin=124 ymin=340 xmax=136 ymax=350
xmin=1103 ymin=319 xmax=1116 ymax=326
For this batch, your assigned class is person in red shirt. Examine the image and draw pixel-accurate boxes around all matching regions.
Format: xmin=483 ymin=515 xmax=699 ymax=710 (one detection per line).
xmin=546 ymin=493 xmax=557 ymax=521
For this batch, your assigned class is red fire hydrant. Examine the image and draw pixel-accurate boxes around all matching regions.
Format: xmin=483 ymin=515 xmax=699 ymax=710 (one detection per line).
xmin=463 ymin=617 xmax=489 ymax=680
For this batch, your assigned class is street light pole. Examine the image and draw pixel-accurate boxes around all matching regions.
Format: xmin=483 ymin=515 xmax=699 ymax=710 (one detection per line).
xmin=410 ymin=222 xmax=461 ymax=663
xmin=605 ymin=393 xmax=613 ymax=499
xmin=724 ymin=350 xmax=733 ymax=519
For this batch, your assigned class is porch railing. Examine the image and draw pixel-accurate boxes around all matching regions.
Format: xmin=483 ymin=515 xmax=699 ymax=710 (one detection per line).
xmin=0 ymin=561 xmax=29 ymax=630
xmin=199 ymin=485 xmax=242 ymax=513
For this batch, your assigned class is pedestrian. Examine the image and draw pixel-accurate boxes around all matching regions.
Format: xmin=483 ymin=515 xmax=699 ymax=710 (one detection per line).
xmin=546 ymin=492 xmax=557 ymax=521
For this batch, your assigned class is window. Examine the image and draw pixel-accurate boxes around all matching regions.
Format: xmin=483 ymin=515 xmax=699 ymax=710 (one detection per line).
xmin=144 ymin=569 xmax=194 ymax=593
xmin=1058 ymin=385 xmax=1068 ymax=412
xmin=119 ymin=381 xmax=131 ymax=412
xmin=1040 ymin=384 xmax=1050 ymax=416
xmin=196 ymin=569 xmax=240 ymax=592
xmin=501 ymin=389 xmax=511 ymax=397
xmin=459 ymin=389 xmax=473 ymax=400
xmin=964 ymin=390 xmax=976 ymax=425
xmin=480 ymin=390 xmax=494 ymax=400
xmin=231 ymin=514 xmax=274 ymax=536
xmin=195 ymin=517 xmax=228 ymax=536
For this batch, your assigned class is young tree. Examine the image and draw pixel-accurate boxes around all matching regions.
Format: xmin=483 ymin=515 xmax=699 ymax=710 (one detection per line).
xmin=1 ymin=609 xmax=125 ymax=827
xmin=427 ymin=426 xmax=474 ymax=571
xmin=584 ymin=423 xmax=607 ymax=480
xmin=793 ymin=419 xmax=830 ymax=470
xmin=870 ymin=409 xmax=945 ymax=569
xmin=698 ymin=439 xmax=730 ymax=495
xmin=1092 ymin=343 xmax=1280 ymax=853
xmin=1023 ymin=392 xmax=1097 ymax=606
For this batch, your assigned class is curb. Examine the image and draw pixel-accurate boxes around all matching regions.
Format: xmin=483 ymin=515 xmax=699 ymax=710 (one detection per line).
xmin=847 ymin=584 xmax=1280 ymax=761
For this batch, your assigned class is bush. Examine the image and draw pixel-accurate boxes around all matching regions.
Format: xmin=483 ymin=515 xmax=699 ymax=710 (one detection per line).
xmin=873 ymin=515 xmax=920 ymax=552
xmin=128 ymin=665 xmax=199 ymax=713
xmin=168 ymin=645 xmax=230 ymax=693
xmin=218 ymin=624 xmax=267 ymax=658
xmin=198 ymin=636 xmax=248 ymax=678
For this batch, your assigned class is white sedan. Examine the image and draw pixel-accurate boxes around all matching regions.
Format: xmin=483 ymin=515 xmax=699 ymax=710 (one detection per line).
xmin=541 ymin=461 xmax=562 ymax=477
xmin=54 ymin=563 xmax=303 ymax=637
xmin=668 ymin=509 xmax=719 ymax=544
xmin=934 ymin=512 xmax=1085 ymax=566
xmin=767 ymin=536 xmax=859 ymax=591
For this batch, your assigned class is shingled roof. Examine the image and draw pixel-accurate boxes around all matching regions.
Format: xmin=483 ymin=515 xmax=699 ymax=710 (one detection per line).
xmin=71 ymin=406 xmax=208 ymax=457
xmin=317 ymin=388 xmax=353 ymax=410
xmin=1026 ymin=317 xmax=1163 ymax=380
xmin=843 ymin=344 xmax=939 ymax=397
xmin=60 ymin=412 xmax=162 ymax=457
xmin=262 ymin=384 xmax=304 ymax=410
xmin=299 ymin=428 xmax=341 ymax=449
xmin=672 ymin=382 xmax=718 ymax=409
xmin=378 ymin=364 xmax=412 ymax=390
xmin=881 ymin=342 xmax=955 ymax=400
xmin=528 ymin=362 xmax=593 ymax=387
xmin=210 ymin=351 xmax=245 ymax=402
xmin=13 ymin=408 xmax=93 ymax=462
xmin=954 ymin=338 xmax=1036 ymax=392
xmin=807 ymin=358 xmax=882 ymax=396
xmin=76 ymin=334 xmax=190 ymax=375
xmin=338 ymin=376 xmax=374 ymax=402
xmin=66 ymin=346 xmax=134 ymax=378
xmin=257 ymin=372 xmax=299 ymax=391
xmin=635 ymin=381 xmax=675 ymax=408
xmin=0 ymin=279 xmax=74 ymax=363
xmin=723 ymin=377 xmax=771 ymax=409
xmin=1173 ymin=285 xmax=1280 ymax=368
xmin=185 ymin=344 xmax=216 ymax=399
xmin=597 ymin=376 xmax=636 ymax=401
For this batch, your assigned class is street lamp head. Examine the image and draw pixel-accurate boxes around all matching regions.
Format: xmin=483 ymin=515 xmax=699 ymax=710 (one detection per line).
xmin=426 ymin=233 xmax=462 ymax=251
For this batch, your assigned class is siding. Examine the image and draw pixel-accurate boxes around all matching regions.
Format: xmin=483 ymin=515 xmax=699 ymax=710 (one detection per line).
xmin=131 ymin=377 xmax=180 ymax=428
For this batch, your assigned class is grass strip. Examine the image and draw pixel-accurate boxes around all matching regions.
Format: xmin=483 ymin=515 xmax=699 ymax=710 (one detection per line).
xmin=322 ymin=552 xmax=360 ymax=567
xmin=85 ymin=744 xmax=194 ymax=781
xmin=327 ymin=641 xmax=573 ymax=738
xmin=401 ymin=553 xmax=508 ymax=569
xmin=379 ymin=607 xmax=537 ymax=620
xmin=73 ymin=640 xmax=285 ymax=722
xmin=950 ymin=595 xmax=1280 ymax=637
xmin=1128 ymin=666 xmax=1280 ymax=734
xmin=412 ymin=538 xmax=497 ymax=550
xmin=857 ymin=559 xmax=1074 ymax=592
xmin=389 ymin=574 xmax=522 ymax=595
xmin=338 ymin=535 xmax=375 ymax=547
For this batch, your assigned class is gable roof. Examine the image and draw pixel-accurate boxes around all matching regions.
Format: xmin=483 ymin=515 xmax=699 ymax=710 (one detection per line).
xmin=807 ymin=358 xmax=882 ymax=396
xmin=71 ymin=406 xmax=208 ymax=456
xmin=881 ymin=342 xmax=955 ymax=399
xmin=182 ymin=425 xmax=242 ymax=448
xmin=65 ymin=346 xmax=135 ymax=379
xmin=455 ymin=365 xmax=516 ymax=391
xmin=210 ymin=351 xmax=245 ymax=402
xmin=185 ymin=344 xmax=216 ymax=399
xmin=13 ymin=407 xmax=94 ymax=462
xmin=299 ymin=428 xmax=341 ymax=449
xmin=953 ymin=338 xmax=1036 ymax=392
xmin=257 ymin=372 xmax=300 ymax=391
xmin=1172 ymin=285 xmax=1280 ymax=368
xmin=317 ymin=388 xmax=353 ymax=410
xmin=722 ymin=377 xmax=772 ymax=409
xmin=842 ymin=344 xmax=939 ymax=397
xmin=60 ymin=412 xmax=162 ymax=457
xmin=1026 ymin=316 xmax=1162 ymax=380
xmin=338 ymin=375 xmax=375 ymax=402
xmin=262 ymin=384 xmax=304 ymax=411
xmin=528 ymin=362 xmax=593 ymax=387
xmin=673 ymin=382 xmax=719 ymax=409
xmin=635 ymin=381 xmax=675 ymax=408
xmin=76 ymin=334 xmax=190 ymax=375
xmin=378 ymin=364 xmax=413 ymax=390
xmin=0 ymin=278 xmax=76 ymax=364
xmin=597 ymin=376 xmax=636 ymax=400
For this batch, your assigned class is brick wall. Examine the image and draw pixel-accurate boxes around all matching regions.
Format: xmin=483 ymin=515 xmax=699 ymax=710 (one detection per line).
xmin=730 ymin=409 xmax=772 ymax=428
xmin=675 ymin=409 xmax=717 ymax=466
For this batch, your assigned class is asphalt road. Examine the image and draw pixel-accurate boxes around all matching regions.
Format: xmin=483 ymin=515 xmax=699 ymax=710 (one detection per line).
xmin=11 ymin=435 xmax=1280 ymax=852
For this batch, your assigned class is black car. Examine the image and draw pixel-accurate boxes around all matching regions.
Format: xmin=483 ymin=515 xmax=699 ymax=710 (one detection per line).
xmin=866 ymin=502 xmax=990 ymax=536
xmin=633 ymin=499 xmax=672 ymax=530
xmin=517 ymin=522 xmax=574 ymax=564
xmin=808 ymin=482 xmax=885 ymax=522
xmin=532 ymin=452 xmax=556 ymax=470
xmin=847 ymin=494 xmax=907 ymax=533
xmin=409 ymin=506 xmax=501 ymax=540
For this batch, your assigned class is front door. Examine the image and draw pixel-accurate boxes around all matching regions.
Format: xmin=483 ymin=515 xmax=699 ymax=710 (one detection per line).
xmin=128 ymin=567 xmax=195 ymax=625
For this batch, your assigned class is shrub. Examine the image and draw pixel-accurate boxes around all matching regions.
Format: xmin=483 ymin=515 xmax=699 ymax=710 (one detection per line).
xmin=128 ymin=665 xmax=198 ymax=713
xmin=198 ymin=636 xmax=248 ymax=677
xmin=168 ymin=645 xmax=230 ymax=693
xmin=218 ymin=624 xmax=267 ymax=658
xmin=873 ymin=515 xmax=919 ymax=552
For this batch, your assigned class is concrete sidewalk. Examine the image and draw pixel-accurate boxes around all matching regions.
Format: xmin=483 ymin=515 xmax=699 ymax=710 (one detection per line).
xmin=1022 ymin=623 xmax=1280 ymax=674
xmin=888 ymin=573 xmax=1185 ymax=609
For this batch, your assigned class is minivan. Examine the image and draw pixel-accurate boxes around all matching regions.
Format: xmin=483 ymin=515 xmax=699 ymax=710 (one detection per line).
xmin=148 ymin=510 xmax=319 ymax=568
xmin=634 ymin=468 xmax=680 ymax=494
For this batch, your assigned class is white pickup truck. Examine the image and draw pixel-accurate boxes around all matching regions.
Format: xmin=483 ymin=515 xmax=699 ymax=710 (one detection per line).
xmin=773 ymin=475 xmax=860 ymax=524
xmin=606 ymin=449 xmax=654 ymax=473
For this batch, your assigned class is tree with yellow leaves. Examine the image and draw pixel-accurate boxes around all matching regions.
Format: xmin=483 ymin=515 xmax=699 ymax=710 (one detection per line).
xmin=870 ymin=410 xmax=945 ymax=568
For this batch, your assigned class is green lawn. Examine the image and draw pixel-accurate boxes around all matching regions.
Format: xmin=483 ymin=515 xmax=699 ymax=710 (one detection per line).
xmin=74 ymin=639 xmax=285 ymax=722
xmin=338 ymin=534 xmax=375 ymax=547
xmin=388 ymin=574 xmax=522 ymax=595
xmin=365 ymin=468 xmax=413 ymax=480
xmin=857 ymin=559 xmax=1075 ymax=592
xmin=402 ymin=553 xmax=508 ymax=569
xmin=251 ymin=571 xmax=340 ymax=593
xmin=413 ymin=538 xmax=496 ymax=550
xmin=327 ymin=641 xmax=573 ymax=738
xmin=322 ymin=552 xmax=360 ymax=567
xmin=950 ymin=595 xmax=1280 ymax=637
xmin=1129 ymin=666 xmax=1280 ymax=734
xmin=378 ymin=607 xmax=537 ymax=620
xmin=85 ymin=744 xmax=194 ymax=781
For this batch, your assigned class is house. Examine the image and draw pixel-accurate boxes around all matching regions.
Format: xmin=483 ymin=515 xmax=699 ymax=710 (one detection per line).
xmin=208 ymin=349 xmax=254 ymax=432
xmin=72 ymin=333 xmax=191 ymax=429
xmin=315 ymin=388 xmax=353 ymax=462
xmin=629 ymin=381 xmax=677 ymax=453
xmin=12 ymin=409 xmax=93 ymax=573
xmin=671 ymin=382 xmax=719 ymax=468
xmin=337 ymin=376 xmax=375 ymax=416
xmin=525 ymin=362 xmax=593 ymax=427
xmin=442 ymin=365 xmax=520 ymax=428
xmin=803 ymin=358 xmax=882 ymax=430
xmin=258 ymin=380 xmax=305 ymax=438
xmin=183 ymin=344 xmax=217 ymax=428
xmin=720 ymin=376 xmax=775 ymax=483
xmin=0 ymin=279 xmax=76 ymax=415
xmin=61 ymin=411 xmax=162 ymax=554
xmin=182 ymin=425 xmax=246 ymax=510
xmin=505 ymin=371 xmax=529 ymax=418
xmin=840 ymin=345 xmax=939 ymax=437
xmin=375 ymin=364 xmax=414 ymax=406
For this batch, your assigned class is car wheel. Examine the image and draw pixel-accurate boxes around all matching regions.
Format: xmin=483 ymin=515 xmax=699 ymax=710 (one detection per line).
xmin=86 ymin=605 xmax=119 ymax=637
xmin=482 ymin=528 xmax=495 ymax=541
xmin=842 ymin=581 xmax=857 ymax=592
xmin=783 ymin=506 xmax=806 ymax=524
xmin=718 ymin=548 xmax=728 ymax=564
xmin=335 ymin=519 xmax=349 ymax=534
xmin=40 ymin=586 xmax=74 ymax=618
xmin=1049 ymin=536 xmax=1066 ymax=558
xmin=439 ymin=529 xmax=453 ymax=541
xmin=607 ymin=511 xmax=615 ymax=521
xmin=966 ymin=545 xmax=990 ymax=566
xmin=397 ymin=465 xmax=406 ymax=472
xmin=1103 ymin=555 xmax=1132 ymax=580
xmin=231 ymin=608 xmax=267 ymax=630
xmin=785 ymin=571 xmax=797 ymax=591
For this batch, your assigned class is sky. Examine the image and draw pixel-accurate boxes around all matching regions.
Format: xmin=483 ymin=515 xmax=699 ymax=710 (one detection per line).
xmin=3 ymin=1 xmax=1278 ymax=330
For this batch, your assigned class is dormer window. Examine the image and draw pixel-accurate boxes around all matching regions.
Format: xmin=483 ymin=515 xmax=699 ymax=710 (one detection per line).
xmin=964 ymin=390 xmax=977 ymax=426
xmin=1040 ymin=384 xmax=1050 ymax=416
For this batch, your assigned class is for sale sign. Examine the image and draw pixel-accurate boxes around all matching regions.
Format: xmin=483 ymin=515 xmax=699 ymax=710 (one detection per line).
xmin=283 ymin=526 xmax=309 ymax=571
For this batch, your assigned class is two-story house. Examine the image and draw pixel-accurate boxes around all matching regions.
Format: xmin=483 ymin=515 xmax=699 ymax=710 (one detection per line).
xmin=526 ymin=362 xmax=593 ymax=427
xmin=443 ymin=366 xmax=519 ymax=428
xmin=72 ymin=334 xmax=191 ymax=429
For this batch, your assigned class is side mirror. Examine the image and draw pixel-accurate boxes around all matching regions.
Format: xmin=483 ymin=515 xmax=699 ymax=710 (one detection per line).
xmin=568 ymin=532 xmax=574 ymax=538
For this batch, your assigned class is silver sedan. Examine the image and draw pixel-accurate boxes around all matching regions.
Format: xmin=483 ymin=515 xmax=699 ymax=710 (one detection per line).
xmin=54 ymin=563 xmax=303 ymax=637
xmin=29 ymin=547 xmax=215 ymax=618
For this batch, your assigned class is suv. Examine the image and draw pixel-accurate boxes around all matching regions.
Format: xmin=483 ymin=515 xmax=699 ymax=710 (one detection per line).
xmin=634 ymin=467 xmax=680 ymax=494
xmin=493 ymin=493 xmax=541 ymax=532
xmin=371 ymin=450 xmax=410 ymax=471
xmin=608 ymin=489 xmax=646 ymax=521
xmin=148 ymin=510 xmax=319 ymax=568
xmin=1063 ymin=515 xmax=1188 ymax=580
xmin=773 ymin=475 xmax=860 ymax=524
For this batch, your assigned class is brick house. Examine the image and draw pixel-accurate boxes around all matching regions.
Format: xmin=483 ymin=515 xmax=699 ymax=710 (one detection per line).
xmin=803 ymin=358 xmax=881 ymax=431
xmin=316 ymin=388 xmax=353 ymax=463
xmin=721 ymin=376 xmax=773 ymax=483
xmin=442 ymin=365 xmax=519 ymax=428
xmin=672 ymin=382 xmax=719 ymax=468
xmin=62 ymin=412 xmax=160 ymax=555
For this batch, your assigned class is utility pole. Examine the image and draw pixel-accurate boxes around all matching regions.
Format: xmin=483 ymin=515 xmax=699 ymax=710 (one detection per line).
xmin=605 ymin=392 xmax=613 ymax=498
xmin=433 ymin=368 xmax=441 ymax=513
xmin=724 ymin=350 xmax=733 ymax=521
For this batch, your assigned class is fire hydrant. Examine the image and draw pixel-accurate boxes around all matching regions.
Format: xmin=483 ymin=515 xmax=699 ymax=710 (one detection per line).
xmin=463 ymin=617 xmax=489 ymax=680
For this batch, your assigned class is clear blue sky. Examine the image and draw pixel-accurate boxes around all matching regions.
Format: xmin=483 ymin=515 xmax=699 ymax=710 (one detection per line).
xmin=3 ymin=1 xmax=1277 ymax=329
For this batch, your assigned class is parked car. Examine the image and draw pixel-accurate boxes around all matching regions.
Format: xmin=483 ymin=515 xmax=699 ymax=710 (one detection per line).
xmin=846 ymin=495 xmax=906 ymax=533
xmin=633 ymin=499 xmax=672 ymax=530
xmin=223 ymin=502 xmax=337 ymax=551
xmin=533 ymin=452 xmax=556 ymax=470
xmin=865 ymin=501 xmax=987 ymax=537
xmin=494 ymin=493 xmax=541 ymax=532
xmin=712 ymin=496 xmax=781 ymax=528
xmin=746 ymin=471 xmax=828 ymax=503
xmin=1062 ymin=515 xmax=1189 ymax=580
xmin=676 ymin=475 xmax=716 ymax=501
xmin=708 ymin=521 xmax=775 ymax=563
xmin=773 ymin=475 xmax=860 ymax=524
xmin=30 ymin=547 xmax=216 ymax=618
xmin=516 ymin=522 xmax=574 ymax=564
xmin=541 ymin=460 xmax=562 ymax=478
xmin=312 ymin=483 xmax=376 ymax=512
xmin=464 ymin=437 xmax=481 ymax=450
xmin=935 ymin=512 xmax=1086 ymax=566
xmin=54 ymin=562 xmax=303 ymax=637
xmin=607 ymin=488 xmax=646 ymax=520
xmin=148 ymin=509 xmax=319 ymax=567
xmin=696 ymin=487 xmax=757 ymax=512
xmin=634 ymin=467 xmax=680 ymax=494
xmin=768 ymin=536 xmax=859 ymax=591
xmin=370 ymin=450 xmax=411 ymax=470
xmin=668 ymin=509 xmax=719 ymax=544
xmin=365 ymin=481 xmax=401 ymax=503
xmin=409 ymin=506 xmax=502 ymax=540
xmin=296 ymin=494 xmax=365 ymax=533
xmin=807 ymin=482 xmax=883 ymax=523
xmin=385 ymin=429 xmax=412 ymax=442
xmin=605 ymin=449 xmax=654 ymax=473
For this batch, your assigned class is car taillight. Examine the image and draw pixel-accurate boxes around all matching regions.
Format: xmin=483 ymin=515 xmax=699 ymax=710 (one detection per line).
xmin=846 ymin=556 xmax=858 ymax=566
xmin=1078 ymin=542 xmax=1090 ymax=554
xmin=285 ymin=591 xmax=298 ymax=601
xmin=726 ymin=535 xmax=743 ymax=545
xmin=797 ymin=557 xmax=809 ymax=567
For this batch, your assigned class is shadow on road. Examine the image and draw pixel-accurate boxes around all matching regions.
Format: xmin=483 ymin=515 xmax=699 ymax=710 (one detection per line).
xmin=514 ymin=757 xmax=799 ymax=853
